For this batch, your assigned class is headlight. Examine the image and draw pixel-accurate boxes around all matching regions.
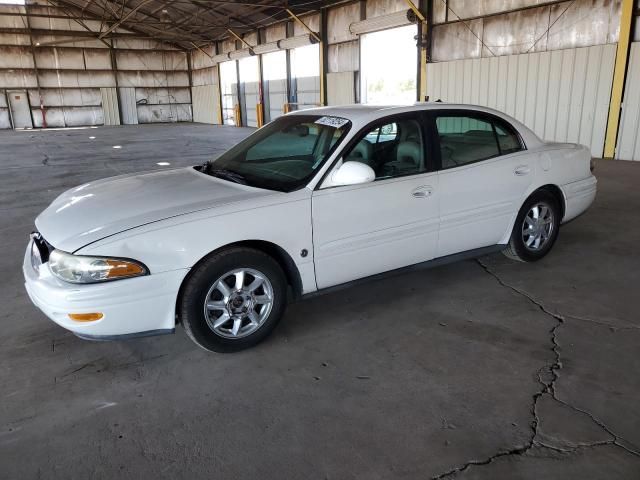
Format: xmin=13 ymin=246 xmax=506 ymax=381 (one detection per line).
xmin=48 ymin=250 xmax=148 ymax=284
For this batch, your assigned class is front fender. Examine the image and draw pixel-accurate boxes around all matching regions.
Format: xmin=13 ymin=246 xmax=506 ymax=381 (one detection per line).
xmin=76 ymin=189 xmax=317 ymax=294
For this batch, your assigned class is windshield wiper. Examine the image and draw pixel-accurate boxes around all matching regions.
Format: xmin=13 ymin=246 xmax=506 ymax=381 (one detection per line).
xmin=208 ymin=168 xmax=248 ymax=185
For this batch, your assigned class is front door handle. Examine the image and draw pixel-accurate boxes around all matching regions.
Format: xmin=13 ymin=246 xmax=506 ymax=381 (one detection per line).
xmin=514 ymin=165 xmax=530 ymax=176
xmin=411 ymin=186 xmax=433 ymax=198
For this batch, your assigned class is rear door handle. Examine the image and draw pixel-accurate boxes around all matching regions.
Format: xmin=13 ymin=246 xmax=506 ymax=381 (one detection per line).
xmin=411 ymin=186 xmax=433 ymax=198
xmin=514 ymin=165 xmax=530 ymax=176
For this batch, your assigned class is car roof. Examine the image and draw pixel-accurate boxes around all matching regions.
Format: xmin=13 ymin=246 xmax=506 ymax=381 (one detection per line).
xmin=288 ymin=102 xmax=543 ymax=148
xmin=289 ymin=102 xmax=506 ymax=121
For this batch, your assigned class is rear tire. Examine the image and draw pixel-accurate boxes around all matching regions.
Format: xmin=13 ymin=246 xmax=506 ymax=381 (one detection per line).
xmin=503 ymin=190 xmax=561 ymax=262
xmin=180 ymin=248 xmax=287 ymax=353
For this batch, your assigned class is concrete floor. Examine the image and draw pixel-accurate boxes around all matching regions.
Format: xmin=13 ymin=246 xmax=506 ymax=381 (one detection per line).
xmin=1 ymin=123 xmax=639 ymax=479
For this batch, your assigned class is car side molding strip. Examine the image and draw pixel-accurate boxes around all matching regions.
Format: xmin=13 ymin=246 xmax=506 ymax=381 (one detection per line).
xmin=302 ymin=244 xmax=506 ymax=300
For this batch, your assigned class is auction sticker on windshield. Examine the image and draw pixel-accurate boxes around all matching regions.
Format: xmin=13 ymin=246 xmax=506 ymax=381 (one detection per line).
xmin=315 ymin=116 xmax=349 ymax=128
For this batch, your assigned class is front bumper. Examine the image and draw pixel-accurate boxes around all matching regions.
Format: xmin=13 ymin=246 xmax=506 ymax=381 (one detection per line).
xmin=23 ymin=241 xmax=189 ymax=338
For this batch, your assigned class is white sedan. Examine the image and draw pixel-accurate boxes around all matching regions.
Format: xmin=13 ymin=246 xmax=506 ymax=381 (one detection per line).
xmin=23 ymin=104 xmax=597 ymax=352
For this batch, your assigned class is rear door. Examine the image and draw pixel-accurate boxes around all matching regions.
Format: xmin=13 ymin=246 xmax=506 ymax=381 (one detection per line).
xmin=312 ymin=112 xmax=440 ymax=289
xmin=431 ymin=110 xmax=533 ymax=257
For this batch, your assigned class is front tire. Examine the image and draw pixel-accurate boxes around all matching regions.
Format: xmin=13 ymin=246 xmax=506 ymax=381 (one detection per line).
xmin=180 ymin=248 xmax=287 ymax=353
xmin=503 ymin=190 xmax=561 ymax=262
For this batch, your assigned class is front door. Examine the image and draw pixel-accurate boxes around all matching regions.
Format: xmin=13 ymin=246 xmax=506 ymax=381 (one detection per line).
xmin=8 ymin=91 xmax=32 ymax=129
xmin=312 ymin=113 xmax=439 ymax=289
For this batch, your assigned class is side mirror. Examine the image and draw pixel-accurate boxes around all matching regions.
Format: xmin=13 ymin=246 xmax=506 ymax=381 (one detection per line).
xmin=330 ymin=161 xmax=375 ymax=187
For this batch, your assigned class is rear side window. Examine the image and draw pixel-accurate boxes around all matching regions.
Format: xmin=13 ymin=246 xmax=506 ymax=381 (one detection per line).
xmin=436 ymin=116 xmax=499 ymax=169
xmin=436 ymin=114 xmax=523 ymax=169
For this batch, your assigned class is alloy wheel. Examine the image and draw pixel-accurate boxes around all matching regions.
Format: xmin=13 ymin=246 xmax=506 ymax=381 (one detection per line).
xmin=521 ymin=202 xmax=555 ymax=251
xmin=203 ymin=268 xmax=274 ymax=339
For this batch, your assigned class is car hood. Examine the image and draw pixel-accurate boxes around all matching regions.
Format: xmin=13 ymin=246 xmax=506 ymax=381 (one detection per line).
xmin=36 ymin=167 xmax=276 ymax=252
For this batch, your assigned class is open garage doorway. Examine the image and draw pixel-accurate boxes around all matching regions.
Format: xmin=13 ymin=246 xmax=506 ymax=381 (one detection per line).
xmin=290 ymin=43 xmax=320 ymax=110
xmin=238 ymin=56 xmax=260 ymax=127
xmin=219 ymin=60 xmax=239 ymax=126
xmin=262 ymin=50 xmax=287 ymax=122
xmin=360 ymin=24 xmax=417 ymax=105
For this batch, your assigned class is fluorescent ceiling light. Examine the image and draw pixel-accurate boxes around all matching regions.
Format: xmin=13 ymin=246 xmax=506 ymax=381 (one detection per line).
xmin=349 ymin=10 xmax=417 ymax=35
xmin=229 ymin=48 xmax=253 ymax=60
xmin=278 ymin=34 xmax=316 ymax=50
xmin=253 ymin=42 xmax=279 ymax=55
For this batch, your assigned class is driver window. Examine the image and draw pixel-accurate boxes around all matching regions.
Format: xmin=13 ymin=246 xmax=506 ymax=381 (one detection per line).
xmin=344 ymin=118 xmax=425 ymax=180
xmin=365 ymin=123 xmax=398 ymax=144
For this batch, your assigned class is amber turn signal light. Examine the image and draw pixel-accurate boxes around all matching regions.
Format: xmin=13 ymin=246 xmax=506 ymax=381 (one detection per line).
xmin=68 ymin=312 xmax=104 ymax=322
xmin=103 ymin=259 xmax=146 ymax=279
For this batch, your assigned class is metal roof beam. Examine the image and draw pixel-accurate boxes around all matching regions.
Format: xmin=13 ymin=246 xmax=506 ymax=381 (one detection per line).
xmin=98 ymin=0 xmax=155 ymax=38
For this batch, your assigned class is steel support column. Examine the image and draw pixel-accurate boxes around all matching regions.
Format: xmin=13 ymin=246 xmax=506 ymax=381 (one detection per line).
xmin=406 ymin=0 xmax=427 ymax=102
xmin=215 ymin=42 xmax=224 ymax=124
xmin=320 ymin=8 xmax=328 ymax=106
xmin=24 ymin=5 xmax=45 ymax=128
xmin=603 ymin=0 xmax=634 ymax=158
xmin=256 ymin=28 xmax=265 ymax=127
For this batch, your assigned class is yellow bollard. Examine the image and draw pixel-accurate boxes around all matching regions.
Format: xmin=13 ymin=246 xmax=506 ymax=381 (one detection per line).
xmin=234 ymin=104 xmax=242 ymax=127
xmin=256 ymin=103 xmax=264 ymax=127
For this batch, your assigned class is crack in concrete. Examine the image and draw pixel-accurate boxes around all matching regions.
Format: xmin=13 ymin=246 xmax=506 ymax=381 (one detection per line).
xmin=532 ymin=440 xmax=624 ymax=459
xmin=430 ymin=259 xmax=640 ymax=479
xmin=564 ymin=313 xmax=640 ymax=331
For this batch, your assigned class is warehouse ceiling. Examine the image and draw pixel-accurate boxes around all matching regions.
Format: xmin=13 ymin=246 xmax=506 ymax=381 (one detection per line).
xmin=44 ymin=0 xmax=343 ymax=49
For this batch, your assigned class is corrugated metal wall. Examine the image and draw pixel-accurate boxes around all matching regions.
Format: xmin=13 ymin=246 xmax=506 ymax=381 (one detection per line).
xmin=100 ymin=87 xmax=120 ymax=125
xmin=191 ymin=63 xmax=221 ymax=124
xmin=0 ymin=3 xmax=192 ymax=128
xmin=426 ymin=44 xmax=617 ymax=157
xmin=0 ymin=91 xmax=10 ymax=129
xmin=192 ymin=84 xmax=220 ymax=124
xmin=430 ymin=0 xmax=621 ymax=61
xmin=327 ymin=72 xmax=355 ymax=105
xmin=118 ymin=87 xmax=138 ymax=125
xmin=616 ymin=42 xmax=640 ymax=161
xmin=266 ymin=79 xmax=287 ymax=121
xmin=242 ymin=81 xmax=260 ymax=127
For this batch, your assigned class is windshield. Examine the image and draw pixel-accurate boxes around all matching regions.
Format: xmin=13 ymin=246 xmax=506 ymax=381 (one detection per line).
xmin=202 ymin=114 xmax=351 ymax=192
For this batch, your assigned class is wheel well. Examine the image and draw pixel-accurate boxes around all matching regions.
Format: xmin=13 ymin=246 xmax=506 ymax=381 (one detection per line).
xmin=536 ymin=184 xmax=565 ymax=220
xmin=175 ymin=240 xmax=304 ymax=324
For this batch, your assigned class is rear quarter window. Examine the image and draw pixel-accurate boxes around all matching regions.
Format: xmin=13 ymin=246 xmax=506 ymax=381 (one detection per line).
xmin=495 ymin=123 xmax=523 ymax=155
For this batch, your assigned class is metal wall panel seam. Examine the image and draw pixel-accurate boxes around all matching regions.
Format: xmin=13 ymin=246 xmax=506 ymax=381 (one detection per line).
xmin=568 ymin=47 xmax=588 ymax=144
xmin=616 ymin=43 xmax=640 ymax=160
xmin=586 ymin=45 xmax=603 ymax=152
